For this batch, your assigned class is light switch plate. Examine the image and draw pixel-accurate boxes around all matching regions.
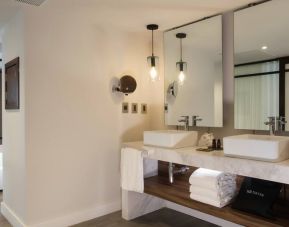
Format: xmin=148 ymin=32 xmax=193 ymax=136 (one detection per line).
xmin=122 ymin=102 xmax=129 ymax=113
xmin=141 ymin=104 xmax=147 ymax=114
xmin=131 ymin=103 xmax=138 ymax=113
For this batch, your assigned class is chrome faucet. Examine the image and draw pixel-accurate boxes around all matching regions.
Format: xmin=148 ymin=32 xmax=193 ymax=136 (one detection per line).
xmin=169 ymin=116 xmax=190 ymax=184
xmin=192 ymin=115 xmax=202 ymax=126
xmin=169 ymin=163 xmax=174 ymax=184
xmin=178 ymin=116 xmax=189 ymax=131
xmin=264 ymin=117 xmax=278 ymax=135
xmin=265 ymin=117 xmax=287 ymax=135
xmin=278 ymin=117 xmax=287 ymax=132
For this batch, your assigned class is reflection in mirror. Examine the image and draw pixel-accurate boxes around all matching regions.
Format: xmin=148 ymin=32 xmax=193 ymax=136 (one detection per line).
xmin=164 ymin=15 xmax=223 ymax=127
xmin=234 ymin=0 xmax=289 ymax=131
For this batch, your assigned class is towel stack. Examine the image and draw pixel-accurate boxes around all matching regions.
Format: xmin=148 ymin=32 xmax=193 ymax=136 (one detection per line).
xmin=189 ymin=168 xmax=237 ymax=208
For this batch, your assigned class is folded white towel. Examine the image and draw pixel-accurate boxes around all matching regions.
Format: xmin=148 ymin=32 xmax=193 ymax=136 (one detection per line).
xmin=189 ymin=185 xmax=236 ymax=201
xmin=190 ymin=192 xmax=233 ymax=208
xmin=189 ymin=168 xmax=236 ymax=190
xmin=121 ymin=147 xmax=144 ymax=193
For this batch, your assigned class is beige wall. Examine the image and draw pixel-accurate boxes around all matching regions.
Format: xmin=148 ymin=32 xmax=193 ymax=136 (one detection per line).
xmin=1 ymin=12 xmax=27 ymax=225
xmin=0 ymin=6 xmax=259 ymax=227
xmin=22 ymin=4 xmax=164 ymax=226
xmin=0 ymin=2 xmax=164 ymax=226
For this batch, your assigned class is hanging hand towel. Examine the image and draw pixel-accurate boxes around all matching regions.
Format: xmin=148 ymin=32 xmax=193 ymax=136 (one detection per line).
xmin=121 ymin=147 xmax=144 ymax=193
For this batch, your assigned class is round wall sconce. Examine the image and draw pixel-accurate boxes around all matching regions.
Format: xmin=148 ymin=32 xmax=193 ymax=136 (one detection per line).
xmin=112 ymin=75 xmax=137 ymax=96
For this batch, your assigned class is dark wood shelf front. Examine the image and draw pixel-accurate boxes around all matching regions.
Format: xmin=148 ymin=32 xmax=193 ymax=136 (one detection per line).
xmin=144 ymin=175 xmax=289 ymax=227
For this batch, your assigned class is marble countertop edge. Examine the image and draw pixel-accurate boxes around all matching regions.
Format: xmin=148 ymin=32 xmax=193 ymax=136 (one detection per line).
xmin=123 ymin=141 xmax=289 ymax=184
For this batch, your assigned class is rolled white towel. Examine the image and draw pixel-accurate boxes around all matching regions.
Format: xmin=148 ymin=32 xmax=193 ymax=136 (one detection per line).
xmin=191 ymin=178 xmax=236 ymax=191
xmin=189 ymin=168 xmax=236 ymax=190
xmin=190 ymin=192 xmax=233 ymax=208
xmin=189 ymin=185 xmax=237 ymax=201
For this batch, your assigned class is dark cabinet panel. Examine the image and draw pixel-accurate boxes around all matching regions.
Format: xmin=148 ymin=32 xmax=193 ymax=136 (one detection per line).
xmin=5 ymin=57 xmax=20 ymax=110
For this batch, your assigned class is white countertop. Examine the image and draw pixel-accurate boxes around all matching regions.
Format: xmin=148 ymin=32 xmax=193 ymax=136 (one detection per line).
xmin=123 ymin=141 xmax=289 ymax=185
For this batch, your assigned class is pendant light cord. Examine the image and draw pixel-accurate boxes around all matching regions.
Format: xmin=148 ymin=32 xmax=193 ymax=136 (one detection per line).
xmin=180 ymin=38 xmax=183 ymax=62
xmin=152 ymin=30 xmax=154 ymax=56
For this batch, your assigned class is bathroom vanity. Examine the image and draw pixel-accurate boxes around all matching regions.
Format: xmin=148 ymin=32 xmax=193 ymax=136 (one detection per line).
xmin=121 ymin=1 xmax=289 ymax=226
xmin=121 ymin=142 xmax=289 ymax=227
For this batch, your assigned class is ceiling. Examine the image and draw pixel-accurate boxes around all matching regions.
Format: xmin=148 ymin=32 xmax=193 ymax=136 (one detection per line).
xmin=0 ymin=0 xmax=21 ymax=31
xmin=0 ymin=0 xmax=260 ymax=33
xmin=52 ymin=0 xmax=260 ymax=31
xmin=235 ymin=0 xmax=289 ymax=64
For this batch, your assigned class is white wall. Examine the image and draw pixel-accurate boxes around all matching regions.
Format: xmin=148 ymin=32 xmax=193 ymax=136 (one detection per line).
xmin=1 ymin=12 xmax=27 ymax=225
xmin=19 ymin=4 xmax=163 ymax=226
xmin=0 ymin=44 xmax=3 ymax=139
xmin=0 ymin=5 xmax=254 ymax=227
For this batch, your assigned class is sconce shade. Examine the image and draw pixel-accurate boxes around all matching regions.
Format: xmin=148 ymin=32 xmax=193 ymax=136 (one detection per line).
xmin=112 ymin=75 xmax=137 ymax=96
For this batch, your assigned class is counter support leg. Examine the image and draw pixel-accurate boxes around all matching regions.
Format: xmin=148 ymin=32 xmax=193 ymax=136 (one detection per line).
xmin=122 ymin=189 xmax=165 ymax=220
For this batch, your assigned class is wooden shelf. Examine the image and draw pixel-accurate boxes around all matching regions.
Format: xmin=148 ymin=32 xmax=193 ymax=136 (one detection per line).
xmin=144 ymin=175 xmax=289 ymax=227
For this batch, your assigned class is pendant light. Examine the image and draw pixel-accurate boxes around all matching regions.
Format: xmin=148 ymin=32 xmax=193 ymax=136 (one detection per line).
xmin=147 ymin=24 xmax=159 ymax=82
xmin=176 ymin=33 xmax=187 ymax=85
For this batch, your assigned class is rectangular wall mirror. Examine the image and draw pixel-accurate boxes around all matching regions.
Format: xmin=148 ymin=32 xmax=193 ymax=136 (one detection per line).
xmin=164 ymin=15 xmax=223 ymax=127
xmin=234 ymin=0 xmax=289 ymax=131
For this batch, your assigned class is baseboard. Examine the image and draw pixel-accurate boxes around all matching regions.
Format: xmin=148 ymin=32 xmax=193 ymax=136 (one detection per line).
xmin=1 ymin=202 xmax=26 ymax=227
xmin=165 ymin=201 xmax=242 ymax=227
xmin=31 ymin=200 xmax=121 ymax=227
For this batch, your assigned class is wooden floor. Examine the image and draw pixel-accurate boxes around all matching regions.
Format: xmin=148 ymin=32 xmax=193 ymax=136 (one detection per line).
xmin=0 ymin=192 xmax=217 ymax=227
xmin=73 ymin=208 xmax=218 ymax=227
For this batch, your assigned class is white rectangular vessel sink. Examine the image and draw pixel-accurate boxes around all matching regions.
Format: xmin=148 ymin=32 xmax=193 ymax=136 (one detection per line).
xmin=223 ymin=134 xmax=289 ymax=162
xmin=143 ymin=130 xmax=198 ymax=148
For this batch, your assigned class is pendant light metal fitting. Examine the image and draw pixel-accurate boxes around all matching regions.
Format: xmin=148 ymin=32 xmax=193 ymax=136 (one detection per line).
xmin=147 ymin=24 xmax=159 ymax=31
xmin=176 ymin=33 xmax=187 ymax=39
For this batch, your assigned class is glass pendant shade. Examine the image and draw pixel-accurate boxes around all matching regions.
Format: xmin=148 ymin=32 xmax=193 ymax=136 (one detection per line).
xmin=147 ymin=24 xmax=159 ymax=82
xmin=176 ymin=61 xmax=187 ymax=85
xmin=147 ymin=55 xmax=159 ymax=82
xmin=176 ymin=33 xmax=187 ymax=86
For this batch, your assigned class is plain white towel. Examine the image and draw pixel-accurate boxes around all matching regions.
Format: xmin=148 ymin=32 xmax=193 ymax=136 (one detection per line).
xmin=189 ymin=168 xmax=236 ymax=190
xmin=189 ymin=185 xmax=236 ymax=201
xmin=189 ymin=193 xmax=233 ymax=208
xmin=121 ymin=147 xmax=144 ymax=193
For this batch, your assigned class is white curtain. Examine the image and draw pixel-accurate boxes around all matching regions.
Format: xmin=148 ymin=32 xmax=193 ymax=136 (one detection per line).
xmin=234 ymin=61 xmax=279 ymax=130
